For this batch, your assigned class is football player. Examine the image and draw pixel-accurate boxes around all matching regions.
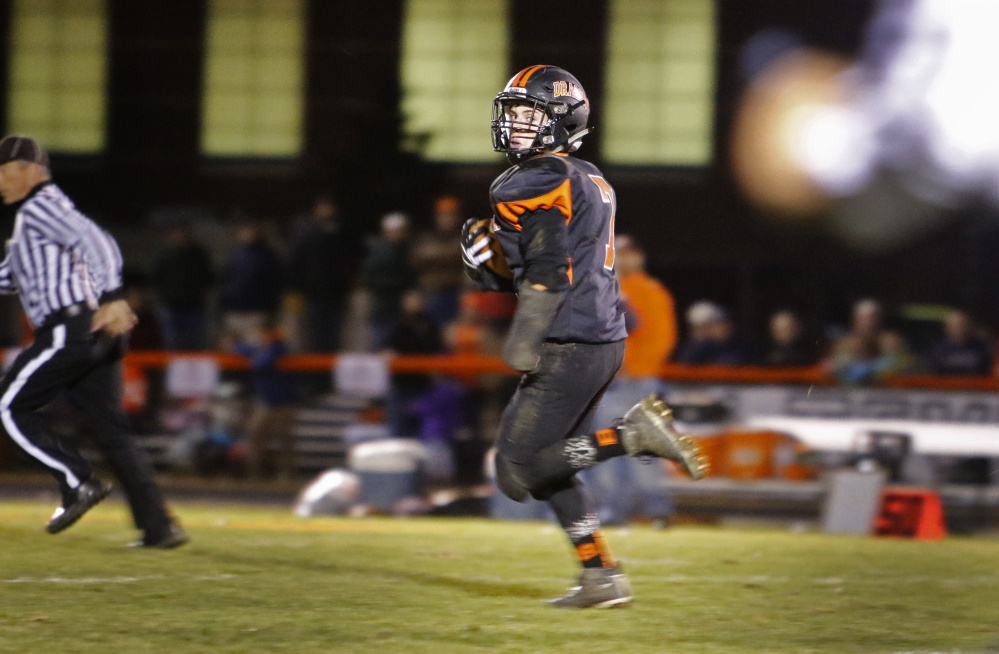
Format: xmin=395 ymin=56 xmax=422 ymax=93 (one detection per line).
xmin=461 ymin=65 xmax=707 ymax=608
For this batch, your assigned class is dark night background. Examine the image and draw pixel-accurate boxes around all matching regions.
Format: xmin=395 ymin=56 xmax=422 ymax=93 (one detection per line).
xmin=1 ymin=0 xmax=995 ymax=347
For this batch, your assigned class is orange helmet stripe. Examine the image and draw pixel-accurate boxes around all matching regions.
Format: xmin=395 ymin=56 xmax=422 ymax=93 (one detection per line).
xmin=511 ymin=64 xmax=549 ymax=88
xmin=511 ymin=65 xmax=540 ymax=88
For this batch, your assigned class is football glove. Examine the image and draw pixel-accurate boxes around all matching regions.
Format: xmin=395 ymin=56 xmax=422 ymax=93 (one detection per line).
xmin=461 ymin=218 xmax=494 ymax=270
xmin=461 ymin=218 xmax=514 ymax=292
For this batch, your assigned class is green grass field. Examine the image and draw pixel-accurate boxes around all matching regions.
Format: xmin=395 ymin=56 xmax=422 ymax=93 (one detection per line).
xmin=0 ymin=499 xmax=996 ymax=654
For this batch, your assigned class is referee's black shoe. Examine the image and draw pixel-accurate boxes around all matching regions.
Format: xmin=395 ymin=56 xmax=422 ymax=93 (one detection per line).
xmin=129 ymin=523 xmax=190 ymax=550
xmin=45 ymin=478 xmax=112 ymax=534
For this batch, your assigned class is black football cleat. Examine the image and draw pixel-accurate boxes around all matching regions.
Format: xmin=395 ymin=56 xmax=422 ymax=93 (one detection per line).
xmin=129 ymin=523 xmax=189 ymax=550
xmin=45 ymin=478 xmax=112 ymax=534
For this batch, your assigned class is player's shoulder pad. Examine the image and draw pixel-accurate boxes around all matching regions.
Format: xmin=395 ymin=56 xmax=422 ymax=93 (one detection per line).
xmin=490 ymin=155 xmax=571 ymax=206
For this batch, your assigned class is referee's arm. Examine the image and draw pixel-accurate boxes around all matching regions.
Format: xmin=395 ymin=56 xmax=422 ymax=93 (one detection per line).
xmin=0 ymin=257 xmax=17 ymax=294
xmin=75 ymin=219 xmax=126 ymax=303
xmin=90 ymin=227 xmax=125 ymax=304
xmin=86 ymin=229 xmax=135 ymax=336
xmin=23 ymin=206 xmax=134 ymax=335
xmin=22 ymin=198 xmax=124 ymax=302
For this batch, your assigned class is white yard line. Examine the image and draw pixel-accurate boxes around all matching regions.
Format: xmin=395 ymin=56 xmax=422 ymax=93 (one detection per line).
xmin=634 ymin=573 xmax=999 ymax=586
xmin=530 ymin=572 xmax=999 ymax=587
xmin=0 ymin=573 xmax=235 ymax=585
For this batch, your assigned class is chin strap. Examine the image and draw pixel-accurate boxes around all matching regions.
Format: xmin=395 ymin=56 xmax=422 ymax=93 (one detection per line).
xmin=510 ymin=127 xmax=591 ymax=160
xmin=502 ymin=284 xmax=567 ymax=373
xmin=565 ymin=128 xmax=591 ymax=152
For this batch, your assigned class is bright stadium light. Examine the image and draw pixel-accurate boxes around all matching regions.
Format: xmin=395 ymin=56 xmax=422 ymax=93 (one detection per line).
xmin=733 ymin=0 xmax=999 ymax=249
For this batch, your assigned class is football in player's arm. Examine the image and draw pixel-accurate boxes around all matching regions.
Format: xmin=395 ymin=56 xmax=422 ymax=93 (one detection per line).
xmin=460 ymin=217 xmax=513 ymax=292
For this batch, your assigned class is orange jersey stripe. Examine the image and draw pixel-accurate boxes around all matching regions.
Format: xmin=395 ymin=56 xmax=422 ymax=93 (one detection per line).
xmin=495 ymin=178 xmax=573 ymax=230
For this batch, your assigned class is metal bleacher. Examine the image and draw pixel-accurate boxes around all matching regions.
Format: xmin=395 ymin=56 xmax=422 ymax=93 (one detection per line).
xmin=129 ymin=393 xmax=380 ymax=476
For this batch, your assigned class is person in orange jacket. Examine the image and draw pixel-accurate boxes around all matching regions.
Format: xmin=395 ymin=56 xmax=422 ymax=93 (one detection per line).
xmin=584 ymin=235 xmax=679 ymax=526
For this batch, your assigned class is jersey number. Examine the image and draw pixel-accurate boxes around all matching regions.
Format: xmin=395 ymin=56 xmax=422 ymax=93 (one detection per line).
xmin=588 ymin=174 xmax=616 ymax=270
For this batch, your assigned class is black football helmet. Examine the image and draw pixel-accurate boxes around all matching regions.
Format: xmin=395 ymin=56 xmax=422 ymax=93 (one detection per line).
xmin=491 ymin=65 xmax=591 ymax=163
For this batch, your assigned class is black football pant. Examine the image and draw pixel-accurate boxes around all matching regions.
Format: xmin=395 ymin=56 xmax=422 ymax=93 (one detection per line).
xmin=0 ymin=311 xmax=172 ymax=533
xmin=494 ymin=340 xmax=624 ymax=565
xmin=495 ymin=340 xmax=625 ymax=498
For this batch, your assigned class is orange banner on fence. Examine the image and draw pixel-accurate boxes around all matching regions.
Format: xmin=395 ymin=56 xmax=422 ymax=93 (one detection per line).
xmin=120 ymin=351 xmax=999 ymax=393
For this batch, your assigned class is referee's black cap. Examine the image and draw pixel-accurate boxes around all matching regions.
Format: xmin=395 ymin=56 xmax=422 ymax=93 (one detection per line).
xmin=0 ymin=135 xmax=49 ymax=168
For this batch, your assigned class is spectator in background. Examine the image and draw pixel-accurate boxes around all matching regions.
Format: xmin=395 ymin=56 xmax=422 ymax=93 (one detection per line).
xmin=673 ymin=300 xmax=715 ymax=362
xmin=762 ymin=309 xmax=821 ymax=367
xmin=382 ymin=289 xmax=450 ymax=477
xmin=828 ymin=299 xmax=915 ymax=385
xmin=288 ymin=194 xmax=363 ymax=353
xmin=150 ymin=220 xmax=215 ymax=350
xmin=361 ymin=212 xmax=413 ymax=350
xmin=444 ymin=290 xmax=516 ymax=483
xmin=383 ymin=290 xmax=445 ymax=359
xmin=925 ymin=309 xmax=993 ymax=376
xmin=121 ymin=273 xmax=162 ymax=434
xmin=585 ymin=235 xmax=678 ymax=526
xmin=218 ymin=217 xmax=284 ymax=343
xmin=409 ymin=195 xmax=466 ymax=328
xmin=122 ymin=270 xmax=163 ymax=351
xmin=446 ymin=292 xmax=506 ymax=359
xmin=445 ymin=291 xmax=514 ymax=365
xmin=227 ymin=320 xmax=299 ymax=480
xmin=674 ymin=300 xmax=754 ymax=365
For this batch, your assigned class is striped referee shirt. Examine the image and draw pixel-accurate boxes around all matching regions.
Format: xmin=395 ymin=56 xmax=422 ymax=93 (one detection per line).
xmin=0 ymin=182 xmax=123 ymax=328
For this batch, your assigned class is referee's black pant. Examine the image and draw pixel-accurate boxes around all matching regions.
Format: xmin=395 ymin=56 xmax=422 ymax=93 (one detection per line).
xmin=0 ymin=309 xmax=172 ymax=533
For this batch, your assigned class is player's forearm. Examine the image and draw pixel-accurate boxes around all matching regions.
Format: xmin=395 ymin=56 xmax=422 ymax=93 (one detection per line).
xmin=502 ymin=283 xmax=566 ymax=372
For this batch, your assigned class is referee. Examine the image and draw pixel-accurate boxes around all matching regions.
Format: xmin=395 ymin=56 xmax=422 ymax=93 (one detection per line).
xmin=0 ymin=135 xmax=187 ymax=548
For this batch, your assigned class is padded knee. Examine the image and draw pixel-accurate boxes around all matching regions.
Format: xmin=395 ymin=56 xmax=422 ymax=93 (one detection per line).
xmin=494 ymin=452 xmax=530 ymax=503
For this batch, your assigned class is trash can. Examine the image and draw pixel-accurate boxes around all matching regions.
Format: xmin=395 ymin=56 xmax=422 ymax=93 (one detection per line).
xmin=349 ymin=439 xmax=428 ymax=511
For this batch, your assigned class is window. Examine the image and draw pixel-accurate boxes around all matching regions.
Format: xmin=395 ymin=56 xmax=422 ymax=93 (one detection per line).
xmin=7 ymin=0 xmax=107 ymax=153
xmin=201 ymin=0 xmax=305 ymax=157
xmin=400 ymin=0 xmax=509 ymax=162
xmin=604 ymin=0 xmax=716 ymax=165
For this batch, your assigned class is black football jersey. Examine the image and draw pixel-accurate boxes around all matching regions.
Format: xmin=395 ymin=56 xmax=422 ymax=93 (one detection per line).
xmin=489 ymin=153 xmax=627 ymax=344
